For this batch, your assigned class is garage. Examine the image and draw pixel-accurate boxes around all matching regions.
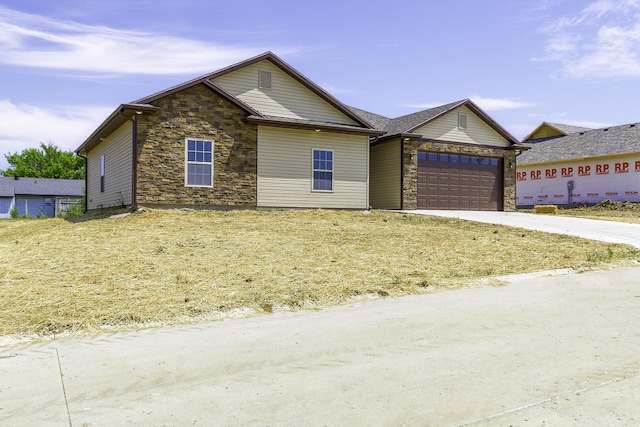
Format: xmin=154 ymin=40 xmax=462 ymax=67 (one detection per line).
xmin=417 ymin=152 xmax=503 ymax=210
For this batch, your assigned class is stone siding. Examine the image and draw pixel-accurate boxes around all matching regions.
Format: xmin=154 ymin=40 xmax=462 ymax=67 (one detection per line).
xmin=402 ymin=139 xmax=517 ymax=211
xmin=135 ymin=84 xmax=257 ymax=207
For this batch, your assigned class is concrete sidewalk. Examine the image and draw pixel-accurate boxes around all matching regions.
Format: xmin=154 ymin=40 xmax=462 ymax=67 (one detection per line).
xmin=2 ymin=267 xmax=640 ymax=426
xmin=403 ymin=210 xmax=640 ymax=249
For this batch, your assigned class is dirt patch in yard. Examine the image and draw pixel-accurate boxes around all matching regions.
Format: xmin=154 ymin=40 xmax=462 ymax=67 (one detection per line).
xmin=1 ymin=208 xmax=638 ymax=342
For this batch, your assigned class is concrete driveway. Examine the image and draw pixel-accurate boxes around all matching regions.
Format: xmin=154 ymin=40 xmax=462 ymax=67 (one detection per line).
xmin=2 ymin=266 xmax=640 ymax=426
xmin=403 ymin=210 xmax=640 ymax=249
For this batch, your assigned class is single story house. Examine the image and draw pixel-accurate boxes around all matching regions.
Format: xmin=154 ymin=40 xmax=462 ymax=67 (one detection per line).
xmin=77 ymin=52 xmax=522 ymax=212
xmin=0 ymin=176 xmax=85 ymax=218
xmin=516 ymin=122 xmax=640 ymax=207
xmin=360 ymin=100 xmax=524 ymax=211
xmin=76 ymin=52 xmax=383 ymax=211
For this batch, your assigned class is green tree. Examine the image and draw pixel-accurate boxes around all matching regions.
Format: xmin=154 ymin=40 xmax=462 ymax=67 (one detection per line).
xmin=1 ymin=143 xmax=85 ymax=179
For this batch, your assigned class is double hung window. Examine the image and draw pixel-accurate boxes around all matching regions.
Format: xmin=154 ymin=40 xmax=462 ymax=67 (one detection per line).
xmin=312 ymin=149 xmax=333 ymax=191
xmin=186 ymin=139 xmax=213 ymax=187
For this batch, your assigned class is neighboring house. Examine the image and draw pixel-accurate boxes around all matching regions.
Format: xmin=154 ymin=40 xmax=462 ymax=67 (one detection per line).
xmin=361 ymin=99 xmax=524 ymax=211
xmin=77 ymin=52 xmax=524 ymax=212
xmin=0 ymin=176 xmax=84 ymax=218
xmin=516 ymin=122 xmax=640 ymax=207
xmin=76 ymin=52 xmax=383 ymax=211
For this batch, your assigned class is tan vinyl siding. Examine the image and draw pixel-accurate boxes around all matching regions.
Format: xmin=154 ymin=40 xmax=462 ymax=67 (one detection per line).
xmin=370 ymin=140 xmax=401 ymax=209
xmin=212 ymin=60 xmax=358 ymax=126
xmin=257 ymin=126 xmax=368 ymax=208
xmin=527 ymin=125 xmax=564 ymax=141
xmin=86 ymin=122 xmax=132 ymax=209
xmin=413 ymin=106 xmax=510 ymax=147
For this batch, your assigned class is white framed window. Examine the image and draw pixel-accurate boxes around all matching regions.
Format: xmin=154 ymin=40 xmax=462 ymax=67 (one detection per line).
xmin=100 ymin=155 xmax=105 ymax=193
xmin=312 ymin=149 xmax=333 ymax=192
xmin=259 ymin=70 xmax=272 ymax=89
xmin=185 ymin=138 xmax=213 ymax=187
xmin=458 ymin=113 xmax=468 ymax=130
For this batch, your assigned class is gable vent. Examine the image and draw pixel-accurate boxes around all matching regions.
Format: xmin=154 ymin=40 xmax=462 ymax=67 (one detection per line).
xmin=259 ymin=70 xmax=272 ymax=89
xmin=458 ymin=113 xmax=467 ymax=130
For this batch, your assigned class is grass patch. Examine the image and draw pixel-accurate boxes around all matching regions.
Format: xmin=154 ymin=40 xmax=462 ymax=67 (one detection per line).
xmin=1 ymin=208 xmax=638 ymax=340
xmin=555 ymin=201 xmax=640 ymax=224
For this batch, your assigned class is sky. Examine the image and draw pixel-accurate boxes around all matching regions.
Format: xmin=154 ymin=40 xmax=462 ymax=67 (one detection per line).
xmin=1 ymin=0 xmax=640 ymax=171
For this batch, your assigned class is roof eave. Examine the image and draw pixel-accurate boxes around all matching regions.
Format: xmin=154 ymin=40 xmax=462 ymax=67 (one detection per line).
xmin=75 ymin=104 xmax=159 ymax=155
xmin=372 ymin=132 xmax=422 ymax=143
xmin=246 ymin=116 xmax=385 ymax=136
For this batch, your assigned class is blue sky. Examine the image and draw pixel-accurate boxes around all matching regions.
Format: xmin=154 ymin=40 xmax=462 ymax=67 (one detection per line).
xmin=1 ymin=0 xmax=640 ymax=170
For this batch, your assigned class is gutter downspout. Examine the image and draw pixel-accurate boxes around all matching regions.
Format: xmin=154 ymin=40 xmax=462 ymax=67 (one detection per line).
xmin=400 ymin=138 xmax=405 ymax=210
xmin=120 ymin=109 xmax=140 ymax=211
xmin=78 ymin=153 xmax=88 ymax=213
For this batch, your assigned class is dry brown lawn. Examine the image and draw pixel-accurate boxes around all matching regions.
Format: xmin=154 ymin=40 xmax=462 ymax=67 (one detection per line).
xmin=555 ymin=201 xmax=640 ymax=224
xmin=1 ymin=208 xmax=638 ymax=341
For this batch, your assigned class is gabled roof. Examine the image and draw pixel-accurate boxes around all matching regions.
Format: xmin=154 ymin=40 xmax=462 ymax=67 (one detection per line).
xmin=77 ymin=52 xmax=381 ymax=155
xmin=0 ymin=177 xmax=85 ymax=197
xmin=522 ymin=121 xmax=594 ymax=143
xmin=352 ymin=99 xmax=520 ymax=145
xmin=519 ymin=122 xmax=640 ymax=165
xmin=134 ymin=51 xmax=376 ymax=130
xmin=384 ymin=100 xmax=467 ymax=137
xmin=76 ymin=104 xmax=159 ymax=155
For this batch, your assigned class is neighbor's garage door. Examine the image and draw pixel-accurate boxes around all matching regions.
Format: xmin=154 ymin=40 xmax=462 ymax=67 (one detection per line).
xmin=417 ymin=152 xmax=503 ymax=211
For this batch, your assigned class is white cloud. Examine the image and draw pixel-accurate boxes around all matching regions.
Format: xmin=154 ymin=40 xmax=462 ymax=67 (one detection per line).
xmin=405 ymin=97 xmax=534 ymax=112
xmin=0 ymin=100 xmax=112 ymax=169
xmin=527 ymin=112 xmax=610 ymax=129
xmin=565 ymin=24 xmax=640 ymax=78
xmin=0 ymin=6 xmax=293 ymax=75
xmin=469 ymin=96 xmax=536 ymax=111
xmin=319 ymin=84 xmax=355 ymax=96
xmin=403 ymin=102 xmax=441 ymax=110
xmin=539 ymin=0 xmax=640 ymax=79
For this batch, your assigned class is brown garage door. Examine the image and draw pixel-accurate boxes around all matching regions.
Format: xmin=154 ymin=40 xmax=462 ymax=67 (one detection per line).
xmin=417 ymin=152 xmax=503 ymax=211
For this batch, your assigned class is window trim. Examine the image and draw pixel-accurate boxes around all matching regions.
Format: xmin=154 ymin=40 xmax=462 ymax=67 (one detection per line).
xmin=184 ymin=138 xmax=214 ymax=188
xmin=311 ymin=148 xmax=334 ymax=192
